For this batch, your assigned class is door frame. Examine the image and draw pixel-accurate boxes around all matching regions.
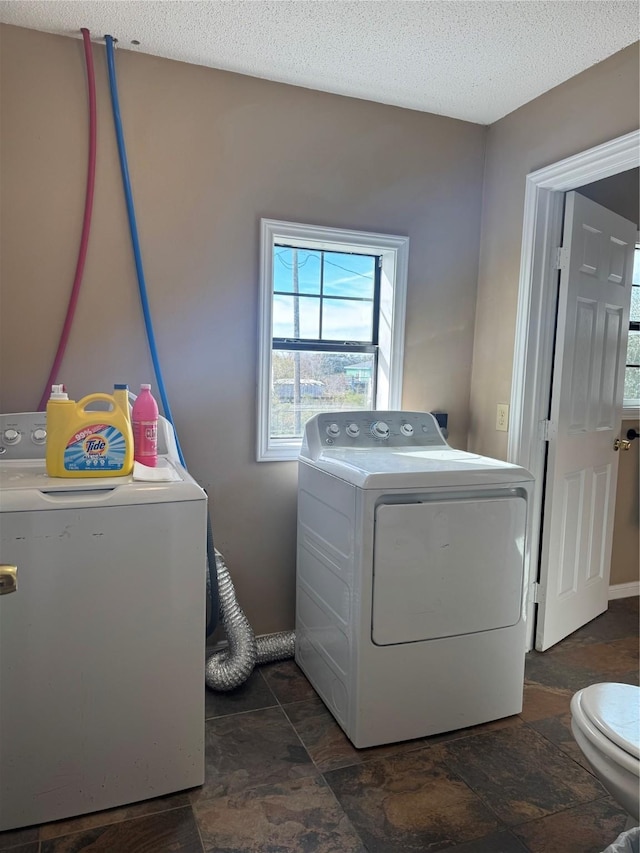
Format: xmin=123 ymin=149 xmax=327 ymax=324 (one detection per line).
xmin=507 ymin=129 xmax=640 ymax=651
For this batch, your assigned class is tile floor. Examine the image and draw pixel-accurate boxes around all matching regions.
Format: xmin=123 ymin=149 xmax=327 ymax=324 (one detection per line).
xmin=1 ymin=597 xmax=637 ymax=853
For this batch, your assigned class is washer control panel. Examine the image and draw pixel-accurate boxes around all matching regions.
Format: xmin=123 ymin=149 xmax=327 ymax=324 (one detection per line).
xmin=0 ymin=413 xmax=48 ymax=459
xmin=312 ymin=411 xmax=447 ymax=449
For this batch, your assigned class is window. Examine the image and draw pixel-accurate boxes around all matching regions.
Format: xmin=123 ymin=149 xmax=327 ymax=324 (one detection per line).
xmin=624 ymin=243 xmax=640 ymax=414
xmin=258 ymin=220 xmax=409 ymax=461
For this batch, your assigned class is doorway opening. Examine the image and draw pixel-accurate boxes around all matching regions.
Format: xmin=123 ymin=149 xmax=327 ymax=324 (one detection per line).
xmin=508 ymin=130 xmax=640 ymax=651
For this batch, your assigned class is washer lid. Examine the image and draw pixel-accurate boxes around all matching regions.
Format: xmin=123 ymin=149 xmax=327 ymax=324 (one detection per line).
xmin=580 ymin=683 xmax=640 ymax=759
xmin=0 ymin=458 xmax=205 ymax=510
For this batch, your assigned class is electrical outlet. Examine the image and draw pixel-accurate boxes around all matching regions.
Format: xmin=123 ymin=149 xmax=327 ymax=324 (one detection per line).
xmin=496 ymin=403 xmax=509 ymax=432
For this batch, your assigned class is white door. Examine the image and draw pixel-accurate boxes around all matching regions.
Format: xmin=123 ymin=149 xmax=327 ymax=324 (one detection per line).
xmin=535 ymin=192 xmax=636 ymax=651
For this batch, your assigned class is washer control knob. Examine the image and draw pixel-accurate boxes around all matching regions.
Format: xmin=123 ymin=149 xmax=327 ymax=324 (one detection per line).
xmin=326 ymin=423 xmax=341 ymax=438
xmin=346 ymin=423 xmax=360 ymax=438
xmin=371 ymin=420 xmax=390 ymax=440
xmin=32 ymin=428 xmax=47 ymax=444
xmin=400 ymin=423 xmax=414 ymax=437
xmin=2 ymin=429 xmax=20 ymax=445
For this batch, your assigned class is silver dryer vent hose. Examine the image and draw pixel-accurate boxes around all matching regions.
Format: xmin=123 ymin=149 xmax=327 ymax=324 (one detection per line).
xmin=204 ymin=550 xmax=295 ymax=692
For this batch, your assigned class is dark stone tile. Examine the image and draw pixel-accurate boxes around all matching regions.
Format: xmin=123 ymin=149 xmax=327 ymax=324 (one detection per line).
xmin=527 ymin=713 xmax=595 ymax=772
xmin=524 ymin=650 xmax=598 ymax=692
xmin=204 ymin=668 xmax=277 ymax=719
xmin=39 ymin=792 xmax=192 ymax=840
xmin=551 ymin=637 xmax=639 ymax=680
xmin=284 ymin=696 xmax=522 ymax=773
xmin=435 ymin=723 xmax=605 ymax=826
xmin=519 ymin=682 xmax=573 ymax=721
xmin=260 ymin=660 xmax=318 ymax=704
xmin=441 ymin=829 xmax=528 ymax=852
xmin=513 ymin=796 xmax=630 ymax=853
xmin=282 ymin=696 xmax=432 ymax=772
xmin=40 ymin=806 xmax=202 ymax=852
xmin=191 ymin=706 xmax=317 ymax=803
xmin=0 ymin=827 xmax=39 ymax=851
xmin=193 ymin=775 xmax=366 ymax=853
xmin=616 ymin=669 xmax=640 ymax=686
xmin=614 ymin=595 xmax=639 ymax=615
xmin=558 ymin=600 xmax=640 ymax=648
xmin=282 ymin=696 xmax=364 ymax=772
xmin=325 ymin=748 xmax=499 ymax=853
xmin=0 ymin=846 xmax=38 ymax=853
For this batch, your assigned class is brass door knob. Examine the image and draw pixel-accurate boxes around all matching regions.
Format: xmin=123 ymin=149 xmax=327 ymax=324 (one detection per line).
xmin=0 ymin=565 xmax=17 ymax=595
xmin=613 ymin=438 xmax=632 ymax=452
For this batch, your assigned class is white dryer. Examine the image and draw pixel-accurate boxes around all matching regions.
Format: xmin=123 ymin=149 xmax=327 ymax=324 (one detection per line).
xmin=296 ymin=411 xmax=534 ymax=748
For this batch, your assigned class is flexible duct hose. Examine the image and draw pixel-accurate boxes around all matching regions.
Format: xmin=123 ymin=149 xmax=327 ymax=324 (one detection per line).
xmin=205 ymin=551 xmax=257 ymax=691
xmin=104 ymin=36 xmax=295 ymax=687
xmin=205 ymin=550 xmax=296 ymax=691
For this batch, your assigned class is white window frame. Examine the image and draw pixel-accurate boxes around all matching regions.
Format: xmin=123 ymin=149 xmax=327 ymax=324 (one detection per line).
xmin=257 ymin=219 xmax=409 ymax=461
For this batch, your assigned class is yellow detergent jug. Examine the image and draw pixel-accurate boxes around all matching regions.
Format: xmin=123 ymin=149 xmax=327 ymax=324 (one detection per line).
xmin=46 ymin=385 xmax=134 ymax=478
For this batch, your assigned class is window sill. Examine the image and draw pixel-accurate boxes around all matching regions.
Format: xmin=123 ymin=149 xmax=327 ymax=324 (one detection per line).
xmin=257 ymin=441 xmax=301 ymax=462
xmin=622 ymin=405 xmax=640 ymax=421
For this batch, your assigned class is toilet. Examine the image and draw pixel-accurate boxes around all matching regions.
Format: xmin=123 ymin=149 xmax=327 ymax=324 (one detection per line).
xmin=571 ymin=683 xmax=640 ymax=822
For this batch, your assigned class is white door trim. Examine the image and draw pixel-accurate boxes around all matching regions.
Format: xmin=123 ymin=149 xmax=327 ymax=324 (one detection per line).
xmin=507 ymin=129 xmax=640 ymax=650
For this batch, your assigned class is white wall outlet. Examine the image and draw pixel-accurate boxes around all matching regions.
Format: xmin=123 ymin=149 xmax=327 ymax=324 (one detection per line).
xmin=496 ymin=403 xmax=509 ymax=432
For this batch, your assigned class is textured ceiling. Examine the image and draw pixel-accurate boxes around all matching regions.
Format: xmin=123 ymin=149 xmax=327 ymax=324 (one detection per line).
xmin=0 ymin=1 xmax=638 ymax=124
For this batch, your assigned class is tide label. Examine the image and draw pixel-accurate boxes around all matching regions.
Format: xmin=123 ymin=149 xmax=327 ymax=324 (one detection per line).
xmin=64 ymin=423 xmax=128 ymax=471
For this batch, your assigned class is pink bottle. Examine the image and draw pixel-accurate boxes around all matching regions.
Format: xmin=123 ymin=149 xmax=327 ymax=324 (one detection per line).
xmin=132 ymin=384 xmax=159 ymax=467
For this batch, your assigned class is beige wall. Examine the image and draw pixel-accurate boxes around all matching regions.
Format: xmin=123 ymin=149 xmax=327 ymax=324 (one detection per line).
xmin=0 ymin=25 xmax=486 ymax=633
xmin=469 ymin=43 xmax=640 ymax=586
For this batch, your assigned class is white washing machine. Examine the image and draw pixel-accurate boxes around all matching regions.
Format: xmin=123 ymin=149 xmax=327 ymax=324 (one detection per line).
xmin=296 ymin=411 xmax=534 ymax=748
xmin=0 ymin=411 xmax=207 ymax=831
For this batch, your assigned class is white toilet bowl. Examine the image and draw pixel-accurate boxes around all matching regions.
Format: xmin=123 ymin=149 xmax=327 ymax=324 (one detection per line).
xmin=571 ymin=683 xmax=640 ymax=822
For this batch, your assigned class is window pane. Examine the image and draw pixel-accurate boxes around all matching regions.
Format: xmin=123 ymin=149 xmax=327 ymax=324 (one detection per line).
xmin=322 ymin=298 xmax=373 ymax=342
xmin=624 ymin=366 xmax=640 ymax=403
xmin=273 ymin=248 xmax=321 ymax=294
xmin=631 ymin=286 xmax=640 ymax=323
xmin=323 ymin=252 xmax=375 ymax=298
xmin=627 ymin=330 xmax=640 ymax=366
xmin=273 ymin=295 xmax=319 ymax=339
xmin=633 ymin=247 xmax=640 ymax=286
xmin=271 ymin=350 xmax=375 ymax=439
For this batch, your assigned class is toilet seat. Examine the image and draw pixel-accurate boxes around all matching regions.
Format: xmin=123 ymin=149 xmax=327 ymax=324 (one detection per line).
xmin=572 ymin=684 xmax=640 ymax=776
xmin=571 ymin=683 xmax=640 ymax=821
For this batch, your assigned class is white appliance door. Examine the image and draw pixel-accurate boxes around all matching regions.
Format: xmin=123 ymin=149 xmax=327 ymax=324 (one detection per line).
xmin=536 ymin=192 xmax=635 ymax=652
xmin=372 ymin=496 xmax=526 ymax=645
xmin=0 ymin=498 xmax=206 ymax=831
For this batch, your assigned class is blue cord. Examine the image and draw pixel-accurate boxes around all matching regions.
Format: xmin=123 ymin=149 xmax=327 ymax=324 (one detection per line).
xmin=104 ymin=35 xmax=185 ymax=467
xmin=105 ymin=35 xmax=218 ymax=637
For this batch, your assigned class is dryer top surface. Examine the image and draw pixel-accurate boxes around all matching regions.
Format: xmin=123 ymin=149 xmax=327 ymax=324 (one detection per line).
xmin=300 ymin=411 xmax=532 ymax=488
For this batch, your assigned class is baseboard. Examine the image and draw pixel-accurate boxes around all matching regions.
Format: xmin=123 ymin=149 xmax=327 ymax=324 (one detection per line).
xmin=608 ymin=581 xmax=640 ymax=600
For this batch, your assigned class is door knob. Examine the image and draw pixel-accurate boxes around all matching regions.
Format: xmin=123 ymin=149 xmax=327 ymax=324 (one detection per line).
xmin=0 ymin=565 xmax=17 ymax=595
xmin=613 ymin=438 xmax=631 ymax=452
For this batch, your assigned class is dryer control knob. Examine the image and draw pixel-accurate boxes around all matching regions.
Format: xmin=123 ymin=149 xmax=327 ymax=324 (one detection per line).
xmin=326 ymin=423 xmax=341 ymax=438
xmin=32 ymin=428 xmax=47 ymax=444
xmin=2 ymin=429 xmax=20 ymax=445
xmin=346 ymin=423 xmax=360 ymax=438
xmin=371 ymin=420 xmax=390 ymax=440
xmin=400 ymin=423 xmax=414 ymax=437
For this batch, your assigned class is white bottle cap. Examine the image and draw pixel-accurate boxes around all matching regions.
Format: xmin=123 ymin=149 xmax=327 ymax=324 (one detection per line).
xmin=49 ymin=385 xmax=69 ymax=400
xmin=140 ymin=384 xmax=151 ymax=390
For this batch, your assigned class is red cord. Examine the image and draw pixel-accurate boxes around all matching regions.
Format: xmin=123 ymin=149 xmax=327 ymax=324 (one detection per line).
xmin=38 ymin=28 xmax=97 ymax=411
